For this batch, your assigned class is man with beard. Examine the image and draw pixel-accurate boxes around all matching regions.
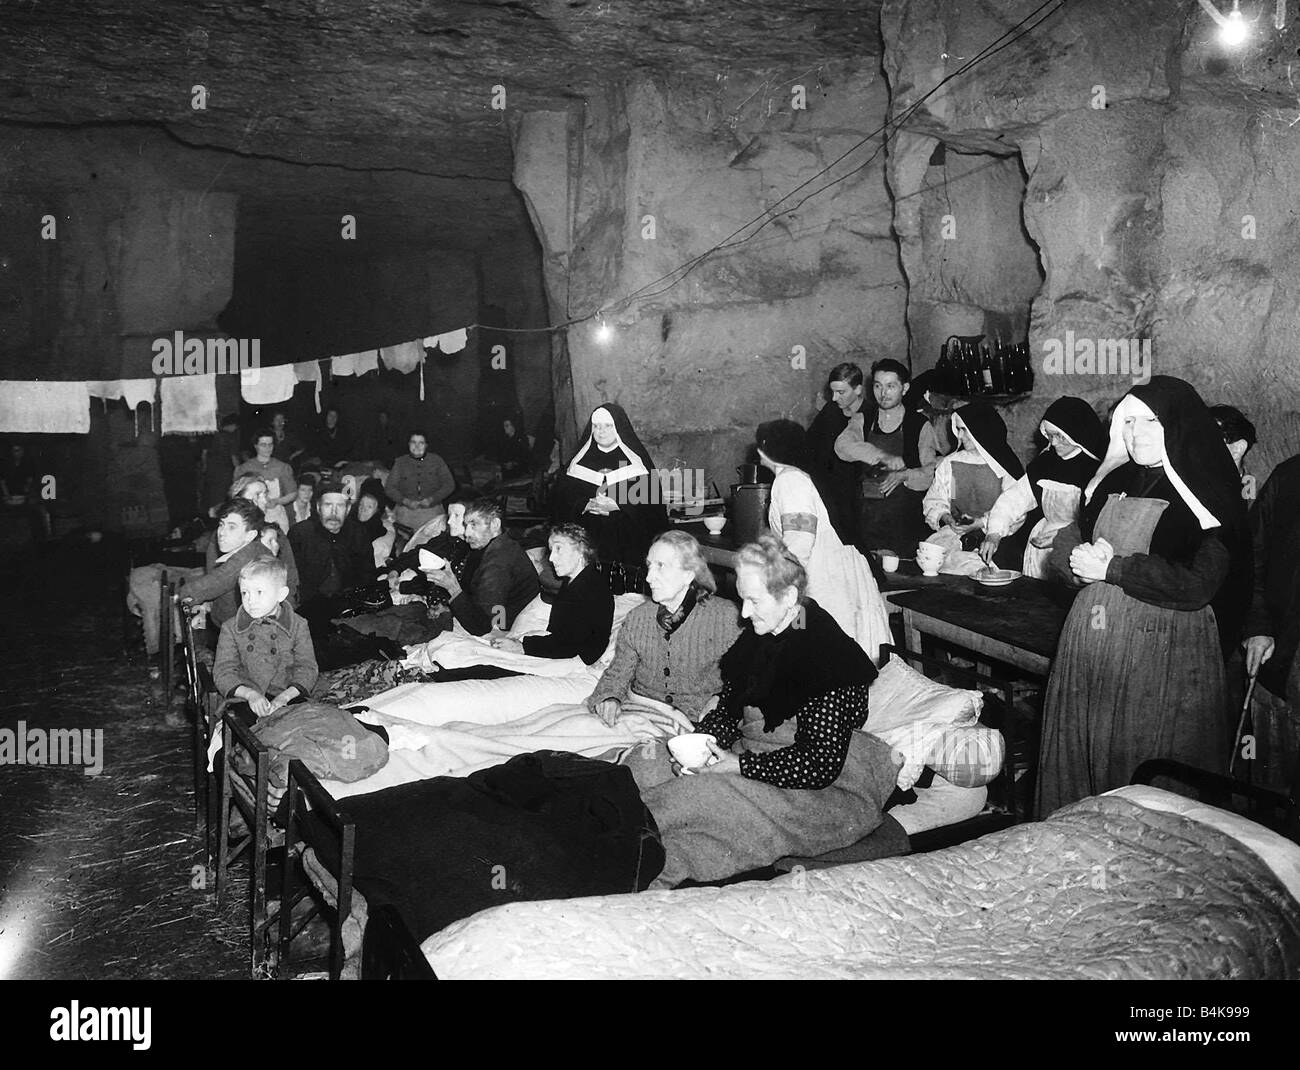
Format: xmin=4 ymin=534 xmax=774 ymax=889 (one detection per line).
xmin=289 ymin=480 xmax=375 ymax=650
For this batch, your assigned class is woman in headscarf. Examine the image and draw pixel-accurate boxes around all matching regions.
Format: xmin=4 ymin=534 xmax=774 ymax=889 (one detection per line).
xmin=921 ymin=401 xmax=1025 ymax=569
xmin=553 ymin=403 xmax=667 ymax=568
xmin=755 ymin=419 xmax=893 ymax=664
xmin=1035 ymin=376 xmax=1252 ymax=815
xmin=980 ymin=397 xmax=1106 ymax=578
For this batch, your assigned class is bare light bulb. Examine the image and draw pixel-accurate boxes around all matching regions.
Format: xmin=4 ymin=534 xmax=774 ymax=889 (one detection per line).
xmin=1221 ymin=5 xmax=1249 ymax=44
xmin=594 ymin=318 xmax=614 ymax=345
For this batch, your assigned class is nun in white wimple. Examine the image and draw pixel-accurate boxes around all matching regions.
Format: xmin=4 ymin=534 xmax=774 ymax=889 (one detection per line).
xmin=554 ymin=403 xmax=667 ymax=567
xmin=920 ymin=401 xmax=1025 ymax=570
xmin=1035 ymin=376 xmax=1252 ymax=816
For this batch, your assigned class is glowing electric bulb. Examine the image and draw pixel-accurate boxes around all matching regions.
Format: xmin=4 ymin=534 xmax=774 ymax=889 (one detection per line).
xmin=594 ymin=318 xmax=614 ymax=345
xmin=1221 ymin=3 xmax=1249 ymax=44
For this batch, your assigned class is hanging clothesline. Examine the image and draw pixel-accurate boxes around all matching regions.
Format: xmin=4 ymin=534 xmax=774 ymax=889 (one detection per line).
xmin=0 ymin=325 xmax=473 ymax=435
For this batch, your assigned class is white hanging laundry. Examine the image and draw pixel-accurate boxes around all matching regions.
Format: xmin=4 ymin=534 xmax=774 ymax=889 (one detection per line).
xmin=0 ymin=381 xmax=90 ymax=433
xmin=379 ymin=340 xmax=424 ymax=374
xmin=240 ymin=362 xmax=297 ymax=405
xmin=426 ymin=327 xmax=468 ymax=354
xmin=87 ymin=379 xmax=157 ymax=411
xmin=330 ymin=350 xmax=380 ymax=377
xmin=294 ymin=360 xmax=323 ymax=413
xmin=161 ymin=374 xmax=217 ymax=434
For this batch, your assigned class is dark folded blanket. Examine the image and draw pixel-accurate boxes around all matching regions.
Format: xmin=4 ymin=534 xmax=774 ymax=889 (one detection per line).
xmin=309 ymin=750 xmax=664 ymax=942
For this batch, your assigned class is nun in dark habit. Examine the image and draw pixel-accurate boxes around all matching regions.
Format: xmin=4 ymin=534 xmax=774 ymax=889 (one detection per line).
xmin=980 ymin=396 xmax=1107 ymax=578
xmin=920 ymin=401 xmax=1026 ymax=568
xmin=553 ymin=403 xmax=667 ymax=568
xmin=1036 ymin=376 xmax=1252 ymax=816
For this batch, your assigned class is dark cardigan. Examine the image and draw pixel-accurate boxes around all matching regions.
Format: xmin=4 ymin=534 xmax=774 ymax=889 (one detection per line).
xmin=522 ymin=565 xmax=614 ymax=664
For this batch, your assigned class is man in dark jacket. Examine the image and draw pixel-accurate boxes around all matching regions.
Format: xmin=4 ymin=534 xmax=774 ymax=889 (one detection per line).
xmin=180 ymin=497 xmax=266 ymax=629
xmin=427 ymin=499 xmax=539 ymax=635
xmin=289 ymin=481 xmax=375 ymax=645
xmin=807 ymin=362 xmax=865 ymax=544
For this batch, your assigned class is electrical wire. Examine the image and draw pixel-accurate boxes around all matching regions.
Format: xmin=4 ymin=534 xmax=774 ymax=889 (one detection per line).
xmin=472 ymin=0 xmax=1068 ymax=336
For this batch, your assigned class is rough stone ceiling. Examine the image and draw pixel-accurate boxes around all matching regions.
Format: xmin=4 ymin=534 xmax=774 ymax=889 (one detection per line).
xmin=1 ymin=1 xmax=883 ymax=256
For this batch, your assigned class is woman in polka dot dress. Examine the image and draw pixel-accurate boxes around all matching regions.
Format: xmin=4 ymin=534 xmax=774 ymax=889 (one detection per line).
xmin=624 ymin=535 xmax=901 ymax=887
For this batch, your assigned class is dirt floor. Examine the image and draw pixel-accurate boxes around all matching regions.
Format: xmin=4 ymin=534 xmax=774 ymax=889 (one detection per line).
xmin=0 ymin=535 xmax=250 ymax=980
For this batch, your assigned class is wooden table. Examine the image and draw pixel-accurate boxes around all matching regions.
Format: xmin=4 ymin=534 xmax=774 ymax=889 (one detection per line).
xmin=885 ymin=571 xmax=1076 ymax=678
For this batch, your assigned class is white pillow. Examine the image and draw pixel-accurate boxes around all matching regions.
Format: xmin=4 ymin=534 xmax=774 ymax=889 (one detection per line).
xmin=864 ymin=655 xmax=984 ymax=791
xmin=505 ymin=591 xmax=647 ymax=669
xmin=926 ymin=723 xmax=1004 ymax=788
xmin=505 ymin=594 xmax=552 ymax=638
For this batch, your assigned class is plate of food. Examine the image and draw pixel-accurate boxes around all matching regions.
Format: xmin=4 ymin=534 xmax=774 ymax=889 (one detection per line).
xmin=974 ymin=568 xmax=1022 ymax=587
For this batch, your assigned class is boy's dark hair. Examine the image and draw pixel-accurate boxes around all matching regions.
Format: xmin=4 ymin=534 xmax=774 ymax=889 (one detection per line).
xmin=871 ymin=357 xmax=912 ymax=384
xmin=464 ymin=498 xmax=504 ymax=526
xmin=216 ymin=497 xmax=264 ymax=530
xmin=296 ymin=472 xmax=318 ymax=489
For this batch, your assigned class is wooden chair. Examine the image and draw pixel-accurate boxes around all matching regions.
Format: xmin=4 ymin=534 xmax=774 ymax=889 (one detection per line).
xmin=176 ymin=606 xmax=215 ymax=842
xmin=157 ymin=572 xmax=174 ymax=712
xmin=215 ymin=705 xmax=280 ymax=978
xmin=277 ymin=758 xmax=357 ymax=981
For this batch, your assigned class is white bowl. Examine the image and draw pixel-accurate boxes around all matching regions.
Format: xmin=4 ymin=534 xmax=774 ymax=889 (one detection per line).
xmin=667 ymin=732 xmax=718 ymax=772
xmin=702 ymin=516 xmax=727 ymax=534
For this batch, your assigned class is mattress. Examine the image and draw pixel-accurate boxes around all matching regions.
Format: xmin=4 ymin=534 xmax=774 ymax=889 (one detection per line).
xmin=421 ymin=787 xmax=1300 ymax=980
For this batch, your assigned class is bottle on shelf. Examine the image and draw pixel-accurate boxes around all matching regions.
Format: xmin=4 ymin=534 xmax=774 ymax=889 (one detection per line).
xmin=935 ymin=344 xmax=955 ymax=395
xmin=979 ymin=341 xmax=994 ymax=393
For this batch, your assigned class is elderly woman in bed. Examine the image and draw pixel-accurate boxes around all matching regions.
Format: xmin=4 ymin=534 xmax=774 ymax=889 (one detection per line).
xmin=624 ymin=534 xmax=900 ymax=888
xmin=490 ymin=523 xmax=614 ymax=664
xmin=586 ymin=530 xmax=741 ymax=726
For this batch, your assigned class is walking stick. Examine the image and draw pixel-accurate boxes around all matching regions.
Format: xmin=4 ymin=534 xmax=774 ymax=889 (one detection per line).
xmin=1228 ymin=668 xmax=1259 ymax=778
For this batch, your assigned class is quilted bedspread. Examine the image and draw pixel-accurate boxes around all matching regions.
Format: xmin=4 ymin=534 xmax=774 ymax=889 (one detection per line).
xmin=421 ymin=793 xmax=1300 ymax=979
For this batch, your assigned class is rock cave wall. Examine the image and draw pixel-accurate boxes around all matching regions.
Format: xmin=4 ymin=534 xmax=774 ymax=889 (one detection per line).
xmin=882 ymin=0 xmax=1300 ymax=479
xmin=513 ymin=62 xmax=909 ymax=481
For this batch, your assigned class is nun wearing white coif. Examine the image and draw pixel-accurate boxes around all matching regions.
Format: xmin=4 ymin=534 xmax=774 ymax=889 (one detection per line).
xmin=553 ymin=403 xmax=667 ymax=568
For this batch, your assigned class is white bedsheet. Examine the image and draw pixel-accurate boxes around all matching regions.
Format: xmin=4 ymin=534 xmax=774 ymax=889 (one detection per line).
xmin=892 ymin=775 xmax=987 ymax=835
xmin=1108 ymin=784 xmax=1300 ymax=903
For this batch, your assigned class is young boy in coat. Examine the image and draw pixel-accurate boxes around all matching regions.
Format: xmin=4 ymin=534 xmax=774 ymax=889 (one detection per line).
xmin=213 ymin=556 xmax=319 ymax=716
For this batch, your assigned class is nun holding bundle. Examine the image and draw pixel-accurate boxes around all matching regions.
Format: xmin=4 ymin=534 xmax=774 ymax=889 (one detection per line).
xmin=980 ymin=397 xmax=1106 ymax=579
xmin=920 ymin=402 xmax=1026 ymax=572
xmin=1036 ymin=376 xmax=1252 ymax=816
xmin=553 ymin=403 xmax=667 ymax=568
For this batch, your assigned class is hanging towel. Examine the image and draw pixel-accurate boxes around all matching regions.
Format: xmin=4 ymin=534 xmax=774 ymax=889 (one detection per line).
xmin=294 ymin=360 xmax=324 ymax=413
xmin=0 ymin=381 xmax=90 ymax=433
xmin=331 ymin=350 xmax=380 ymax=377
xmin=240 ymin=362 xmax=298 ymax=405
xmin=380 ymin=340 xmax=425 ymax=374
xmin=426 ymin=328 xmax=468 ymax=355
xmin=161 ymin=374 xmax=217 ymax=434
xmin=87 ymin=379 xmax=157 ymax=411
